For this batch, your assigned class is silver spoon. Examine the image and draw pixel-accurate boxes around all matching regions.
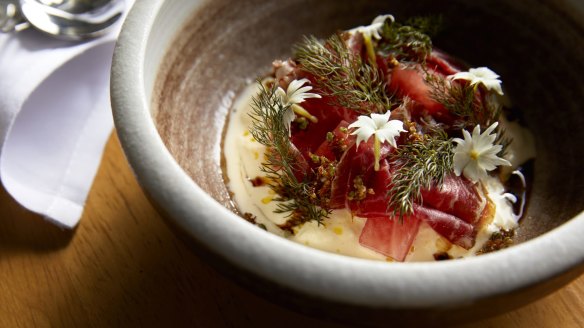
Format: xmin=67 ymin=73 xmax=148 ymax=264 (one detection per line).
xmin=1 ymin=0 xmax=125 ymax=40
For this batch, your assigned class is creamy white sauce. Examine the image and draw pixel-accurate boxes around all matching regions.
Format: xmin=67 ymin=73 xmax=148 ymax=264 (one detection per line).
xmin=223 ymin=84 xmax=535 ymax=261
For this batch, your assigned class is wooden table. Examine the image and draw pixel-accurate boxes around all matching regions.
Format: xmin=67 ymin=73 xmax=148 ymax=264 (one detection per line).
xmin=1 ymin=133 xmax=582 ymax=327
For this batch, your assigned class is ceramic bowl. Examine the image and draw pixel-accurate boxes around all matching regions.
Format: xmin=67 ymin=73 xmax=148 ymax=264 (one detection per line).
xmin=111 ymin=0 xmax=584 ymax=326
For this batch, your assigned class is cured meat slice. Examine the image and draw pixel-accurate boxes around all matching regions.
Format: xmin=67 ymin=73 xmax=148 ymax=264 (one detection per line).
xmin=413 ymin=205 xmax=476 ymax=249
xmin=387 ymin=50 xmax=463 ymax=124
xmin=389 ymin=65 xmax=446 ymax=117
xmin=329 ymin=141 xmax=392 ymax=210
xmin=288 ymin=142 xmax=310 ymax=181
xmin=359 ymin=203 xmax=476 ymax=262
xmin=359 ymin=215 xmax=422 ymax=262
xmin=350 ymin=159 xmax=393 ymax=217
xmin=331 ymin=141 xmax=482 ymax=255
xmin=359 ymin=203 xmax=475 ymax=262
xmin=314 ymin=120 xmax=355 ymax=161
xmin=290 ymin=96 xmax=358 ymax=159
xmin=420 ymin=174 xmax=484 ymax=225
xmin=329 ymin=143 xmax=368 ymax=209
xmin=426 ymin=49 xmax=463 ymax=76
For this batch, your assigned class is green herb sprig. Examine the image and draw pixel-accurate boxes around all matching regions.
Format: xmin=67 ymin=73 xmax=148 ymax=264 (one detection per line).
xmin=426 ymin=74 xmax=504 ymax=128
xmin=404 ymin=15 xmax=443 ymax=38
xmin=426 ymin=73 xmax=475 ymax=121
xmin=248 ymin=82 xmax=330 ymax=225
xmin=294 ymin=34 xmax=393 ymax=114
xmin=388 ymin=131 xmax=454 ymax=219
xmin=378 ymin=17 xmax=436 ymax=63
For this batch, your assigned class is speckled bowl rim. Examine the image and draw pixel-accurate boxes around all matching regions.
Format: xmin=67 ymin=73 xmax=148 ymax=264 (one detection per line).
xmin=111 ymin=0 xmax=584 ymax=308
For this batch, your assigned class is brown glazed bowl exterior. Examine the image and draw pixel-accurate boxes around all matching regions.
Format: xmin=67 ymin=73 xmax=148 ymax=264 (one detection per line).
xmin=111 ymin=0 xmax=584 ymax=326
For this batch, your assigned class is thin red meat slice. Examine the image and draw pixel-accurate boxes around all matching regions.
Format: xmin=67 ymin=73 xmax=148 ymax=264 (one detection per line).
xmin=426 ymin=49 xmax=463 ymax=76
xmin=358 ymin=203 xmax=475 ymax=262
xmin=420 ymin=174 xmax=484 ymax=225
xmin=389 ymin=65 xmax=444 ymax=114
xmin=330 ymin=141 xmax=393 ymax=210
xmin=288 ymin=142 xmax=310 ymax=181
xmin=359 ymin=215 xmax=422 ymax=261
xmin=387 ymin=50 xmax=463 ymax=124
xmin=413 ymin=205 xmax=476 ymax=249
xmin=331 ymin=144 xmax=481 ymax=256
xmin=351 ymin=159 xmax=393 ymax=217
xmin=314 ymin=120 xmax=355 ymax=161
xmin=329 ymin=143 xmax=372 ymax=209
xmin=359 ymin=203 xmax=475 ymax=262
xmin=290 ymin=96 xmax=358 ymax=160
xmin=267 ymin=141 xmax=310 ymax=182
xmin=329 ymin=145 xmax=354 ymax=209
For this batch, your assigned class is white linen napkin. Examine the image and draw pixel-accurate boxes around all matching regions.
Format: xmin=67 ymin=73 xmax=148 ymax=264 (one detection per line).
xmin=0 ymin=4 xmax=130 ymax=228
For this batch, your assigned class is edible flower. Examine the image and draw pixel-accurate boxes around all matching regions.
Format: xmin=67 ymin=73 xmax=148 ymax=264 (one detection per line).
xmin=351 ymin=14 xmax=394 ymax=66
xmin=452 ymin=122 xmax=511 ymax=182
xmin=351 ymin=14 xmax=395 ymax=40
xmin=348 ymin=111 xmax=405 ymax=170
xmin=276 ymin=78 xmax=321 ymax=105
xmin=276 ymin=78 xmax=321 ymax=132
xmin=448 ymin=67 xmax=504 ymax=95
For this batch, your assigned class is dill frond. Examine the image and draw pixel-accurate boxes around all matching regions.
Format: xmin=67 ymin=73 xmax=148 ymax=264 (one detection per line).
xmin=426 ymin=73 xmax=475 ymax=121
xmin=294 ymin=34 xmax=393 ymax=114
xmin=378 ymin=18 xmax=433 ymax=63
xmin=404 ymin=15 xmax=443 ymax=38
xmin=494 ymin=123 xmax=513 ymax=158
xmin=482 ymin=93 xmax=503 ymax=126
xmin=248 ymin=82 xmax=330 ymax=225
xmin=388 ymin=131 xmax=454 ymax=219
xmin=426 ymin=74 xmax=504 ymax=130
xmin=482 ymin=95 xmax=513 ymax=156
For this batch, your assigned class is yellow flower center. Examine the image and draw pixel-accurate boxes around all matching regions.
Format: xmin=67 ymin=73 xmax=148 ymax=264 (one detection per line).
xmin=470 ymin=150 xmax=480 ymax=160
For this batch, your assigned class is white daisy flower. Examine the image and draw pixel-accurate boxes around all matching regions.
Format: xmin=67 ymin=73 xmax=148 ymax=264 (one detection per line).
xmin=449 ymin=67 xmax=504 ymax=95
xmin=452 ymin=122 xmax=511 ymax=182
xmin=351 ymin=14 xmax=395 ymax=40
xmin=276 ymin=78 xmax=321 ymax=106
xmin=349 ymin=111 xmax=404 ymax=148
xmin=275 ymin=78 xmax=321 ymax=133
xmin=348 ymin=111 xmax=405 ymax=170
